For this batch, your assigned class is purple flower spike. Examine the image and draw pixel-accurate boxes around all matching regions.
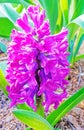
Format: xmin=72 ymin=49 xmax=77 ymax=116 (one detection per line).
xmin=6 ymin=5 xmax=69 ymax=112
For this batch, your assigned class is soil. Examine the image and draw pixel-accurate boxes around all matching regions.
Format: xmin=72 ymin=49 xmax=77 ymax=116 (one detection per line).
xmin=0 ymin=38 xmax=84 ymax=130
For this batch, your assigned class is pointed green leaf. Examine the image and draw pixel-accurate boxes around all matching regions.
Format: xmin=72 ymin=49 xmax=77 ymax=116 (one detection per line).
xmin=68 ymin=40 xmax=75 ymax=63
xmin=55 ymin=1 xmax=63 ymax=33
xmin=73 ymin=28 xmax=84 ymax=58
xmin=0 ymin=4 xmax=20 ymax=23
xmin=0 ymin=0 xmax=30 ymax=7
xmin=67 ymin=23 xmax=79 ymax=42
xmin=73 ymin=0 xmax=82 ymax=8
xmin=71 ymin=0 xmax=84 ymax=20
xmin=24 ymin=0 xmax=35 ymax=5
xmin=19 ymin=0 xmax=29 ymax=7
xmin=0 ymin=69 xmax=9 ymax=96
xmin=69 ymin=0 xmax=83 ymax=21
xmin=72 ymin=15 xmax=84 ymax=29
xmin=60 ymin=0 xmax=68 ymax=26
xmin=0 ymin=17 xmax=15 ymax=37
xmin=13 ymin=110 xmax=54 ymax=130
xmin=69 ymin=0 xmax=78 ymax=21
xmin=39 ymin=0 xmax=58 ymax=34
xmin=47 ymin=87 xmax=84 ymax=126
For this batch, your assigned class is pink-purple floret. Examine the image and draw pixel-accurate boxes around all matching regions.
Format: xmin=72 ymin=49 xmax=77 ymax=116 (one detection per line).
xmin=6 ymin=5 xmax=69 ymax=112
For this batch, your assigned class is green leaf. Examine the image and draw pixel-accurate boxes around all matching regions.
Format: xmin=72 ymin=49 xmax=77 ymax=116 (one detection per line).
xmin=16 ymin=4 xmax=24 ymax=13
xmin=68 ymin=0 xmax=72 ymax=9
xmin=71 ymin=0 xmax=84 ymax=20
xmin=13 ymin=110 xmax=54 ymax=130
xmin=67 ymin=23 xmax=79 ymax=42
xmin=47 ymin=87 xmax=84 ymax=126
xmin=0 ymin=0 xmax=20 ymax=3
xmin=73 ymin=28 xmax=84 ymax=57
xmin=72 ymin=15 xmax=84 ymax=29
xmin=19 ymin=0 xmax=29 ymax=7
xmin=60 ymin=0 xmax=68 ymax=26
xmin=67 ymin=24 xmax=84 ymax=65
xmin=0 ymin=17 xmax=15 ymax=37
xmin=24 ymin=0 xmax=35 ymax=5
xmin=25 ymin=128 xmax=31 ymax=130
xmin=55 ymin=128 xmax=61 ymax=130
xmin=17 ymin=103 xmax=33 ymax=111
xmin=55 ymin=1 xmax=63 ymax=33
xmin=0 ymin=69 xmax=9 ymax=96
xmin=0 ymin=0 xmax=31 ymax=7
xmin=69 ymin=0 xmax=77 ymax=21
xmin=68 ymin=40 xmax=75 ymax=63
xmin=75 ymin=54 xmax=84 ymax=62
xmin=0 ymin=42 xmax=7 ymax=53
xmin=39 ymin=0 xmax=58 ymax=34
xmin=0 ymin=4 xmax=20 ymax=23
xmin=73 ymin=0 xmax=82 ymax=8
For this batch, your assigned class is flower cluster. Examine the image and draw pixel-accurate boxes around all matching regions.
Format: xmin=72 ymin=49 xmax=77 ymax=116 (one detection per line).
xmin=6 ymin=5 xmax=69 ymax=112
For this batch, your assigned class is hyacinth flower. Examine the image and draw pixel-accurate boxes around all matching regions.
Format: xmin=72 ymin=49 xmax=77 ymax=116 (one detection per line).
xmin=6 ymin=5 xmax=69 ymax=112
